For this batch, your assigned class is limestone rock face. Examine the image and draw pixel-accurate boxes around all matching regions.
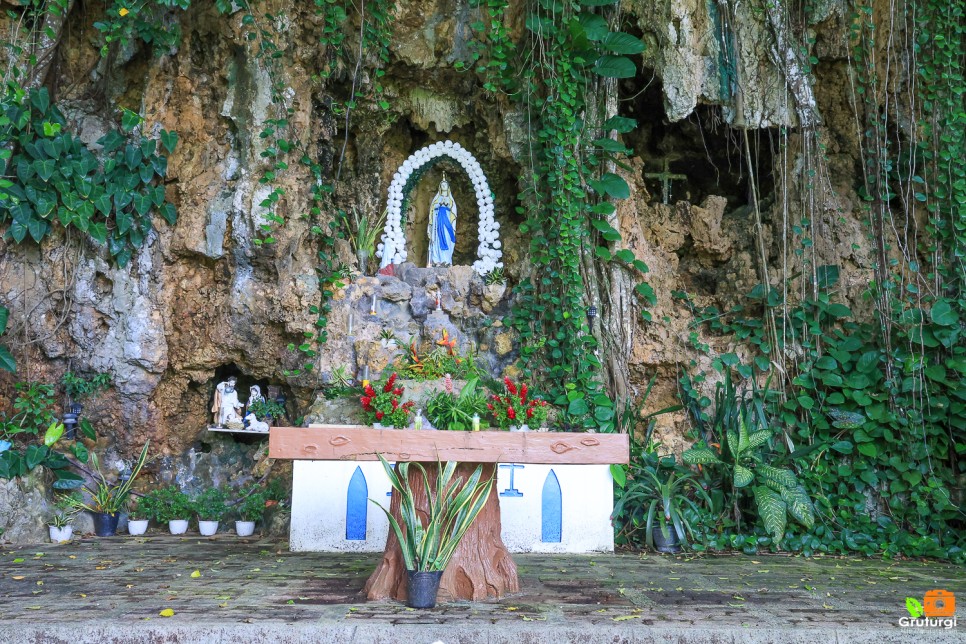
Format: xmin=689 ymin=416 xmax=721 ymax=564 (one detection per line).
xmin=0 ymin=0 xmax=878 ymax=522
xmin=0 ymin=471 xmax=50 ymax=545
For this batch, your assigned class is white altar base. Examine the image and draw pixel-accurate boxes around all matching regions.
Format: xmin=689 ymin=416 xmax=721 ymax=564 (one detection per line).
xmin=289 ymin=460 xmax=615 ymax=554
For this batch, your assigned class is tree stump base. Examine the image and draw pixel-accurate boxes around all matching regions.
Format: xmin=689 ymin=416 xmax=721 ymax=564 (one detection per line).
xmin=363 ymin=462 xmax=519 ymax=602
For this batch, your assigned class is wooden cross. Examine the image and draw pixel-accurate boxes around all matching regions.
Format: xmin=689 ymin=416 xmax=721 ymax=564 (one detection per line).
xmin=645 ymin=158 xmax=687 ymax=204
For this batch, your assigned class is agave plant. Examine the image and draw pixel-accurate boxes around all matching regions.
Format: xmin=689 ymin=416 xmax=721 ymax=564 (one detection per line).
xmin=683 ymin=416 xmax=814 ymax=543
xmin=371 ymin=454 xmax=494 ymax=572
xmin=70 ymin=441 xmax=150 ymax=514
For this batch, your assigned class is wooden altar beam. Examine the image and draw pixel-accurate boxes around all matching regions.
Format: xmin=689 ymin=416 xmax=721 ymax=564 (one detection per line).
xmin=268 ymin=426 xmax=629 ymax=465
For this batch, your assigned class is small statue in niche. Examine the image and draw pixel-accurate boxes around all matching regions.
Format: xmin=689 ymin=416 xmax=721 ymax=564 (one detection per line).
xmin=211 ymin=377 xmax=243 ymax=427
xmin=245 ymin=385 xmax=265 ymax=429
xmin=427 ymin=175 xmax=457 ymax=267
xmin=244 ymin=412 xmax=269 ymax=433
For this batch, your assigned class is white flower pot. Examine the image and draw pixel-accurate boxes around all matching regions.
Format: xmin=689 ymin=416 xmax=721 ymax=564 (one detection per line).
xmin=235 ymin=520 xmax=256 ymax=537
xmin=49 ymin=525 xmax=73 ymax=543
xmin=168 ymin=519 xmax=189 ymax=535
xmin=127 ymin=519 xmax=149 ymax=536
xmin=198 ymin=520 xmax=219 ymax=536
xmin=509 ymin=424 xmax=530 ymax=432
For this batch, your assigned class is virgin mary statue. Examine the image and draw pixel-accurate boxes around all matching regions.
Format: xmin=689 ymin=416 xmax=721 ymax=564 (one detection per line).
xmin=427 ymin=175 xmax=457 ymax=266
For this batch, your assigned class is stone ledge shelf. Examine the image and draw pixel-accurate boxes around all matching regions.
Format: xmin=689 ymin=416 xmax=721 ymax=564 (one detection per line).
xmin=207 ymin=425 xmax=270 ymax=435
xmin=268 ymin=425 xmax=629 ymax=465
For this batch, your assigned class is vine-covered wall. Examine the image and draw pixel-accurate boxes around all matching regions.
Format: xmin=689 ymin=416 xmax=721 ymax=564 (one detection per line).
xmin=0 ymin=0 xmax=961 ymax=554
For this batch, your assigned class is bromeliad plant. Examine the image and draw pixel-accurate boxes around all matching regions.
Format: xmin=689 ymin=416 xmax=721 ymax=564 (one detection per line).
xmin=425 ymin=377 xmax=489 ymax=431
xmin=371 ymin=454 xmax=495 ymax=572
xmin=360 ymin=373 xmax=415 ymax=428
xmin=488 ymin=378 xmax=550 ymax=430
xmin=683 ymin=416 xmax=814 ymax=544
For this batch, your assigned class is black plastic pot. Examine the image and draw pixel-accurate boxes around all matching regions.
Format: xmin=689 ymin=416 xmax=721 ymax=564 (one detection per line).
xmin=406 ymin=570 xmax=443 ymax=609
xmin=92 ymin=512 xmax=120 ymax=537
xmin=652 ymin=524 xmax=681 ymax=553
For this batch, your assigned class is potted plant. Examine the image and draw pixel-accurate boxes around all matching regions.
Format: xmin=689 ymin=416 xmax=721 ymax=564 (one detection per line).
xmin=425 ymin=377 xmax=489 ymax=431
xmin=69 ymin=441 xmax=149 ymax=537
xmin=488 ymin=378 xmax=549 ymax=431
xmin=235 ymin=487 xmax=267 ymax=537
xmin=371 ymin=454 xmax=495 ymax=609
xmin=141 ymin=485 xmax=193 ymax=534
xmin=360 ymin=373 xmax=415 ymax=428
xmin=247 ymin=398 xmax=286 ymax=425
xmin=193 ymin=487 xmax=228 ymax=536
xmin=347 ymin=206 xmax=388 ymax=274
xmin=379 ymin=328 xmax=397 ymax=348
xmin=126 ymin=498 xmax=149 ymax=536
xmin=612 ymin=451 xmax=710 ymax=553
xmin=48 ymin=493 xmax=80 ymax=543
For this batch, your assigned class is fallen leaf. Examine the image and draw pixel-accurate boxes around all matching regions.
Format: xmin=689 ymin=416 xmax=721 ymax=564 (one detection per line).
xmin=36 ymin=581 xmax=43 ymax=586
xmin=95 ymin=566 xmax=106 ymax=570
xmin=505 ymin=606 xmax=518 ymax=611
xmin=159 ymin=609 xmax=175 ymax=617
xmin=613 ymin=615 xmax=639 ymax=622
xmin=190 ymin=570 xmax=201 ymax=578
xmin=68 ymin=556 xmax=76 ymax=559
xmin=11 ymin=576 xmax=25 ymax=580
xmin=79 ymin=593 xmax=87 ymax=598
xmin=12 ymin=558 xmax=24 ymax=563
xmin=25 ymin=606 xmax=42 ymax=610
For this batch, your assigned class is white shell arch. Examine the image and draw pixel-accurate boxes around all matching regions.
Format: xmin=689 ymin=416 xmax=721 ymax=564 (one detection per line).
xmin=376 ymin=141 xmax=502 ymax=276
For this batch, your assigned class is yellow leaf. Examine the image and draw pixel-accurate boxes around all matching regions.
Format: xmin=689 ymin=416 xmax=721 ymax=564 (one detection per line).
xmin=79 ymin=593 xmax=87 ymax=598
xmin=12 ymin=576 xmax=25 ymax=580
xmin=191 ymin=570 xmax=201 ymax=578
xmin=119 ymin=7 xmax=129 ymax=16
xmin=159 ymin=609 xmax=175 ymax=617
xmin=613 ymin=615 xmax=639 ymax=622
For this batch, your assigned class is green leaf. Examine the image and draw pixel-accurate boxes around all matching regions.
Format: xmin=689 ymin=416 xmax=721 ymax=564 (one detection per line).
xmin=831 ymin=440 xmax=854 ymax=454
xmin=816 ymin=264 xmax=840 ymax=289
xmin=0 ymin=306 xmax=8 ymax=335
xmin=160 ymin=130 xmax=178 ymax=155
xmin=682 ymin=445 xmax=721 ymax=465
xmin=79 ymin=418 xmax=96 ymax=441
xmin=25 ymin=444 xmax=48 ymax=470
xmin=43 ymin=422 xmax=64 ymax=447
xmin=610 ymin=464 xmax=626 ymax=489
xmin=930 ymin=300 xmax=958 ymax=326
xmin=780 ymin=485 xmax=814 ymax=529
xmin=30 ymin=87 xmax=50 ymax=115
xmin=602 ymin=115 xmax=637 ymax=133
xmin=72 ymin=442 xmax=89 ymax=463
xmin=753 ymin=485 xmax=787 ymax=542
xmin=757 ymin=465 xmax=798 ymax=489
xmin=52 ymin=470 xmax=84 ymax=490
xmin=600 ymin=32 xmax=645 ymax=54
xmin=587 ymin=172 xmax=630 ymax=199
xmin=0 ymin=345 xmax=15 ymax=373
xmin=568 ymin=398 xmax=589 ymax=416
xmin=121 ymin=109 xmax=142 ymax=133
xmin=27 ymin=217 xmax=49 ymax=243
xmin=593 ymin=55 xmax=636 ymax=79
xmin=33 ymin=159 xmax=55 ymax=182
xmin=733 ymin=464 xmax=754 ymax=488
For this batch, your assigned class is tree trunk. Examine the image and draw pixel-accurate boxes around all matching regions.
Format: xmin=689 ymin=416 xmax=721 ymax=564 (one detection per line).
xmin=363 ymin=462 xmax=519 ymax=602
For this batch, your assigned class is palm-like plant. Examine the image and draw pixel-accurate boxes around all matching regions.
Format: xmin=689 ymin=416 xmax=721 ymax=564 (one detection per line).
xmin=70 ymin=441 xmax=149 ymax=514
xmin=372 ymin=454 xmax=494 ymax=572
xmin=613 ymin=451 xmax=710 ymax=550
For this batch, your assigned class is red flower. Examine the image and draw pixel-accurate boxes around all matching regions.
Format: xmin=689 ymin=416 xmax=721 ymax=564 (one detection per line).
xmin=375 ymin=411 xmax=384 ymax=420
xmin=391 ymin=399 xmax=398 ymax=411
xmin=487 ymin=403 xmax=494 ymax=410
xmin=365 ymin=385 xmax=376 ymax=397
xmin=504 ymin=378 xmax=518 ymax=395
xmin=526 ymin=408 xmax=534 ymax=418
xmin=360 ymin=396 xmax=372 ymax=409
xmin=507 ymin=407 xmax=516 ymax=420
xmin=384 ymin=373 xmax=397 ymax=393
xmin=520 ymin=383 xmax=528 ymax=403
xmin=393 ymin=388 xmax=403 ymax=396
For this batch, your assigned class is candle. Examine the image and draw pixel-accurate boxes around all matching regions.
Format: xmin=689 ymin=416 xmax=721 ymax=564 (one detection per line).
xmin=472 ymin=413 xmax=480 ymax=432
xmin=369 ymin=294 xmax=377 ymax=315
xmin=361 ymin=365 xmax=369 ymax=386
xmin=414 ymin=410 xmax=423 ymax=431
xmin=347 ymin=313 xmax=353 ymax=335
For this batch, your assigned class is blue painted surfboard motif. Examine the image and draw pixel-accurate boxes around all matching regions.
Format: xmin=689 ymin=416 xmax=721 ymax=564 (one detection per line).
xmin=346 ymin=466 xmax=368 ymax=540
xmin=541 ymin=469 xmax=562 ymax=542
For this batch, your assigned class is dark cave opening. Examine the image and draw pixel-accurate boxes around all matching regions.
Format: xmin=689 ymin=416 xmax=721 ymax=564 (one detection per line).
xmin=619 ymin=71 xmax=776 ymax=210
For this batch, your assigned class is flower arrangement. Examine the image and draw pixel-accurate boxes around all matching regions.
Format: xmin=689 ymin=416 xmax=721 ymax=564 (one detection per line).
xmin=360 ymin=373 xmax=415 ymax=428
xmin=488 ymin=378 xmax=550 ymax=430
